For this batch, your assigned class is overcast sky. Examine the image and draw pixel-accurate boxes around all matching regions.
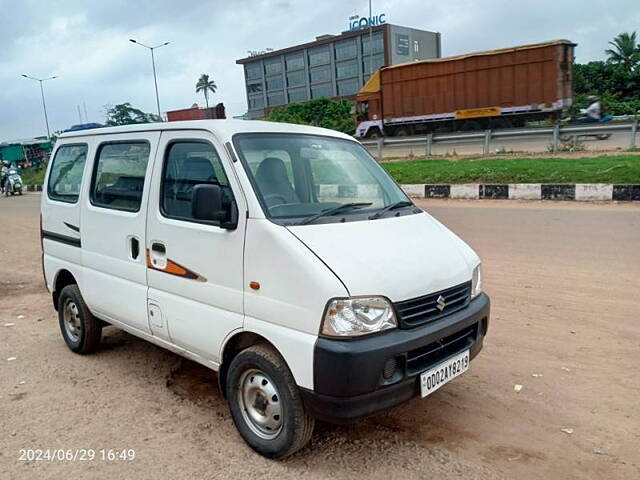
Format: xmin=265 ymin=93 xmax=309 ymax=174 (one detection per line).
xmin=1 ymin=0 xmax=639 ymax=140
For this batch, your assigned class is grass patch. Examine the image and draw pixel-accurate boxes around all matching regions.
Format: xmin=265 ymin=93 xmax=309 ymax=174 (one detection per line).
xmin=382 ymin=155 xmax=640 ymax=184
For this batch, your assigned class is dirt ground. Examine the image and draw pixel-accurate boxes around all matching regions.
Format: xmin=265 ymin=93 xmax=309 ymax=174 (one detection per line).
xmin=1 ymin=194 xmax=639 ymax=480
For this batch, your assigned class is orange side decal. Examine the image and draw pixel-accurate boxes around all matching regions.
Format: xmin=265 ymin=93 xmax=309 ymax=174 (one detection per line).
xmin=146 ymin=249 xmax=207 ymax=282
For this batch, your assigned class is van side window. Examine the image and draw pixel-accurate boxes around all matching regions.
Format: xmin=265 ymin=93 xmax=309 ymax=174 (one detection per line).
xmin=47 ymin=144 xmax=88 ymax=203
xmin=161 ymin=141 xmax=230 ymax=221
xmin=91 ymin=142 xmax=150 ymax=212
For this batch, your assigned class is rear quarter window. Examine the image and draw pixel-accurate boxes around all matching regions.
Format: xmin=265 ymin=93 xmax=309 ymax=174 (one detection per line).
xmin=47 ymin=144 xmax=88 ymax=203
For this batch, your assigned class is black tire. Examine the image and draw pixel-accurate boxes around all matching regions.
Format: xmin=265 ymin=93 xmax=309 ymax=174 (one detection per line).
xmin=226 ymin=343 xmax=314 ymax=459
xmin=57 ymin=284 xmax=102 ymax=354
xmin=366 ymin=127 xmax=382 ymax=139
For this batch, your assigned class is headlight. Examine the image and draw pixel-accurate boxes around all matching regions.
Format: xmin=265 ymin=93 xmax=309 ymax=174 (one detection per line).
xmin=321 ymin=297 xmax=397 ymax=337
xmin=471 ymin=264 xmax=482 ymax=299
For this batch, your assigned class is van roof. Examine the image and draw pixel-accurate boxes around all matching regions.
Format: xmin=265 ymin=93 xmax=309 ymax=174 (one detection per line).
xmin=58 ymin=119 xmax=353 ymax=141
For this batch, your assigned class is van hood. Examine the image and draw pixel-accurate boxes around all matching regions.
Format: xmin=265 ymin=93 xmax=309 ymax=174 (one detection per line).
xmin=287 ymin=212 xmax=479 ymax=302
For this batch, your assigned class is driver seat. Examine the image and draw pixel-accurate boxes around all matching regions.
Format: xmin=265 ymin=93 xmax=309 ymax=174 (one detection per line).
xmin=254 ymin=157 xmax=299 ymax=206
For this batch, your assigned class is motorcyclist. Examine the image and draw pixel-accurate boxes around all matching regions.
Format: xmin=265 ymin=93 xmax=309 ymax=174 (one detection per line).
xmin=581 ymin=95 xmax=602 ymax=123
xmin=1 ymin=161 xmax=9 ymax=194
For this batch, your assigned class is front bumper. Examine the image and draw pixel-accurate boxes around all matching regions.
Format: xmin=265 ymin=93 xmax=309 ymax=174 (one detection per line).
xmin=301 ymin=293 xmax=490 ymax=423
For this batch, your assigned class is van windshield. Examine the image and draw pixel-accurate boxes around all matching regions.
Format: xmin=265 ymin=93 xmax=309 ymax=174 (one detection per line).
xmin=233 ymin=133 xmax=413 ymax=224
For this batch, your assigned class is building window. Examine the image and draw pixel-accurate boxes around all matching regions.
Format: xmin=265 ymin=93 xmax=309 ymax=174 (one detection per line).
xmin=363 ymin=54 xmax=385 ymax=75
xmin=396 ymin=34 xmax=410 ymax=56
xmin=47 ymin=144 xmax=88 ymax=203
xmin=248 ymin=95 xmax=265 ymax=109
xmin=161 ymin=141 xmax=231 ymax=223
xmin=286 ymin=53 xmax=305 ymax=71
xmin=264 ymin=58 xmax=283 ymax=75
xmin=335 ymin=39 xmax=357 ymax=61
xmin=286 ymin=70 xmax=306 ymax=88
xmin=266 ymin=76 xmax=284 ymax=91
xmin=90 ymin=142 xmax=150 ymax=212
xmin=310 ymin=65 xmax=331 ymax=84
xmin=362 ymin=32 xmax=384 ymax=55
xmin=288 ymin=88 xmax=308 ymax=103
xmin=247 ymin=81 xmax=263 ymax=94
xmin=308 ymin=46 xmax=330 ymax=66
xmin=311 ymin=83 xmax=333 ymax=99
xmin=267 ymin=91 xmax=285 ymax=106
xmin=414 ymin=40 xmax=420 ymax=53
xmin=246 ymin=62 xmax=262 ymax=80
xmin=337 ymin=78 xmax=360 ymax=96
xmin=336 ymin=61 xmax=358 ymax=79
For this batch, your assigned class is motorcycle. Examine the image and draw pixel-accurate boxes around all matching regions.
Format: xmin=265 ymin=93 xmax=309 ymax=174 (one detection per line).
xmin=4 ymin=168 xmax=23 ymax=196
xmin=560 ymin=111 xmax=614 ymax=142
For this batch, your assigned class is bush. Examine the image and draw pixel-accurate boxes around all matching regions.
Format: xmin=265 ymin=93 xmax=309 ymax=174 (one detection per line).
xmin=266 ymin=98 xmax=355 ymax=134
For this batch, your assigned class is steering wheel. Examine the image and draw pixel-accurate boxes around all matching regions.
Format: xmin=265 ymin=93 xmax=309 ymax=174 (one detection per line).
xmin=263 ymin=193 xmax=288 ymax=207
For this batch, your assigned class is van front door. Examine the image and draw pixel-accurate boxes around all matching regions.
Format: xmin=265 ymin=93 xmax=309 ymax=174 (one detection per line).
xmin=145 ymin=131 xmax=245 ymax=365
xmin=81 ymin=132 xmax=160 ymax=333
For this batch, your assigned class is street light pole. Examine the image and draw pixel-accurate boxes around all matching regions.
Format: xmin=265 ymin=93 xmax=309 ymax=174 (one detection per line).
xmin=22 ymin=74 xmax=56 ymax=139
xmin=129 ymin=39 xmax=170 ymax=119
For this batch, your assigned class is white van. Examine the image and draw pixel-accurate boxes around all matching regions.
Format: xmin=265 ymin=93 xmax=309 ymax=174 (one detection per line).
xmin=41 ymin=120 xmax=489 ymax=458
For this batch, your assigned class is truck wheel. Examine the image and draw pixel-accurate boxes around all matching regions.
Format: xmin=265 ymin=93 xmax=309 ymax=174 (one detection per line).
xmin=366 ymin=127 xmax=382 ymax=139
xmin=226 ymin=344 xmax=315 ymax=459
xmin=394 ymin=127 xmax=410 ymax=136
xmin=58 ymin=284 xmax=102 ymax=354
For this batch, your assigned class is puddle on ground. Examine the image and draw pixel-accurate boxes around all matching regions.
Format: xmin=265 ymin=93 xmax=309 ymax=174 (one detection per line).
xmin=166 ymin=359 xmax=221 ymax=407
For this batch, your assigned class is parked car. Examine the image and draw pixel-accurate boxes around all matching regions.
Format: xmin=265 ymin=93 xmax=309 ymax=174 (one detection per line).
xmin=40 ymin=120 xmax=490 ymax=458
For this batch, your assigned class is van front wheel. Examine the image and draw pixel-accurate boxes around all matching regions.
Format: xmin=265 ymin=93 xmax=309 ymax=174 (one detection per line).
xmin=58 ymin=284 xmax=102 ymax=354
xmin=226 ymin=344 xmax=314 ymax=458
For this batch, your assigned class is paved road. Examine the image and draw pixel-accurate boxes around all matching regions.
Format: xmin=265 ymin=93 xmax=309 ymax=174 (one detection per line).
xmin=365 ymin=130 xmax=634 ymax=158
xmin=1 ymin=194 xmax=639 ymax=480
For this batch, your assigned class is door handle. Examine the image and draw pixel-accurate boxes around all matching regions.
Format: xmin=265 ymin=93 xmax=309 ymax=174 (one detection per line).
xmin=149 ymin=242 xmax=167 ymax=269
xmin=130 ymin=237 xmax=140 ymax=260
xmin=151 ymin=242 xmax=166 ymax=254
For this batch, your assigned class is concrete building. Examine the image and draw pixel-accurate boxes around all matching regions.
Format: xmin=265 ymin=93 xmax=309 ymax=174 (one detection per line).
xmin=236 ymin=23 xmax=441 ymax=119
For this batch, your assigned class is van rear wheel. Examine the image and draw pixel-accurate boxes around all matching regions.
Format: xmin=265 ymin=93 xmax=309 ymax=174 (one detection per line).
xmin=226 ymin=344 xmax=314 ymax=458
xmin=58 ymin=284 xmax=102 ymax=354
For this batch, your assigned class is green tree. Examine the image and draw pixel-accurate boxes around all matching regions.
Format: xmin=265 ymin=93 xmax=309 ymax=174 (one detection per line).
xmin=267 ymin=98 xmax=355 ymax=134
xmin=195 ymin=74 xmax=217 ymax=110
xmin=605 ymin=32 xmax=640 ymax=72
xmin=104 ymin=103 xmax=162 ymax=126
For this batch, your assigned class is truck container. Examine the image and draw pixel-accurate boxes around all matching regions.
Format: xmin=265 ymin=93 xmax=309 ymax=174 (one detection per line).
xmin=355 ymin=39 xmax=575 ymax=137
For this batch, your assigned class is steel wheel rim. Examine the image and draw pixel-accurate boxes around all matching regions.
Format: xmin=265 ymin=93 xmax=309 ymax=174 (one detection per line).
xmin=237 ymin=368 xmax=283 ymax=440
xmin=63 ymin=299 xmax=82 ymax=342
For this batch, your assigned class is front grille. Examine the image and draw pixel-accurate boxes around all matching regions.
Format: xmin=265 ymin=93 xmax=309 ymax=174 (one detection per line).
xmin=406 ymin=324 xmax=477 ymax=375
xmin=394 ymin=281 xmax=471 ymax=328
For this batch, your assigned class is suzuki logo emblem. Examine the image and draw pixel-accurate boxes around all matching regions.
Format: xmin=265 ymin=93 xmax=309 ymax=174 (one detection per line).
xmin=436 ymin=295 xmax=446 ymax=311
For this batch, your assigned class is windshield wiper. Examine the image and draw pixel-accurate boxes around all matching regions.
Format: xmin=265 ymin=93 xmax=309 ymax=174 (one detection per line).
xmin=299 ymin=202 xmax=373 ymax=225
xmin=368 ymin=201 xmax=414 ymax=220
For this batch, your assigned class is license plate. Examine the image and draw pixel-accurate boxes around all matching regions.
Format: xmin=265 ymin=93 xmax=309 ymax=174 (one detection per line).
xmin=420 ymin=349 xmax=470 ymax=397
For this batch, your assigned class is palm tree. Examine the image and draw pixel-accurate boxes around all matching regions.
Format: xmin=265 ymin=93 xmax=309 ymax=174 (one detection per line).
xmin=195 ymin=74 xmax=217 ymax=110
xmin=605 ymin=32 xmax=639 ymax=72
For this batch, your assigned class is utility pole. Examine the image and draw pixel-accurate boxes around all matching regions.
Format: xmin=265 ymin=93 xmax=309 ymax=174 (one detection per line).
xmin=129 ymin=39 xmax=170 ymax=118
xmin=22 ymin=74 xmax=56 ymax=138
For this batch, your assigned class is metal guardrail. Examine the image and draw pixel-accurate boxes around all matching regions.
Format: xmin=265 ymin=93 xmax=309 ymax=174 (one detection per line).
xmin=360 ymin=119 xmax=639 ymax=159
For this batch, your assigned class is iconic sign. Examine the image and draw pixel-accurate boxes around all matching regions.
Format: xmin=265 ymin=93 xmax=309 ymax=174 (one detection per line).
xmin=348 ymin=13 xmax=386 ymax=31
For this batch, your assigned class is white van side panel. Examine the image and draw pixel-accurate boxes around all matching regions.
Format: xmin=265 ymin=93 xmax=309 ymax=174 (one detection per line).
xmin=41 ymin=141 xmax=91 ymax=291
xmin=80 ymin=132 xmax=161 ymax=333
xmin=243 ymin=317 xmax=318 ymax=390
xmin=243 ymin=218 xmax=348 ymax=388
xmin=145 ymin=130 xmax=246 ymax=363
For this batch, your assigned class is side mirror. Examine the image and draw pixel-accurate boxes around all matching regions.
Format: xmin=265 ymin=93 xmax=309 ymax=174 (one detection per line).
xmin=192 ymin=184 xmax=227 ymax=223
